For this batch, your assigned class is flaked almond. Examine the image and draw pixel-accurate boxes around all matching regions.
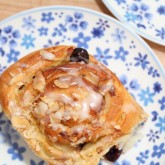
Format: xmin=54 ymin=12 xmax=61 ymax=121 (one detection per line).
xmin=9 ymin=71 xmax=16 ymax=77
xmin=49 ymin=101 xmax=60 ymax=112
xmin=12 ymin=116 xmax=30 ymax=129
xmin=23 ymin=91 xmax=35 ymax=106
xmin=84 ymin=72 xmax=99 ymax=85
xmin=35 ymin=142 xmax=41 ymax=151
xmin=48 ymin=135 xmax=57 ymax=143
xmin=40 ymin=50 xmax=55 ymax=60
xmin=33 ymin=71 xmax=45 ymax=92
xmin=53 ymin=108 xmax=64 ymax=121
xmin=54 ymin=79 xmax=70 ymax=89
xmin=38 ymin=101 xmax=48 ymax=113
xmin=9 ymin=72 xmax=26 ymax=85
xmin=23 ymin=127 xmax=36 ymax=139
xmin=41 ymin=97 xmax=60 ymax=112
xmin=99 ymin=79 xmax=114 ymax=95
xmin=0 ymin=104 xmax=2 ymax=113
xmin=64 ymin=159 xmax=73 ymax=165
xmin=114 ymin=125 xmax=121 ymax=130
xmin=34 ymin=101 xmax=48 ymax=118
xmin=71 ymin=137 xmax=86 ymax=146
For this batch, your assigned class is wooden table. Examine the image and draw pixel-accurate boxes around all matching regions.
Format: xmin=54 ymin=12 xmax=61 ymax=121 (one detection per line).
xmin=0 ymin=0 xmax=165 ymax=70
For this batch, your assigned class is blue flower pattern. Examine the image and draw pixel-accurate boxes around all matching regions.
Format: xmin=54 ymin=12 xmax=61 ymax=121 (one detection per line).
xmin=30 ymin=159 xmax=45 ymax=165
xmin=91 ymin=18 xmax=110 ymax=38
xmin=115 ymin=160 xmax=131 ymax=165
xmin=119 ymin=74 xmax=140 ymax=96
xmin=73 ymin=32 xmax=91 ymax=49
xmin=65 ymin=12 xmax=88 ymax=31
xmin=136 ymin=150 xmax=150 ymax=164
xmin=111 ymin=28 xmax=126 ymax=44
xmin=52 ymin=24 xmax=67 ymax=37
xmin=155 ymin=117 xmax=165 ymax=133
xmin=151 ymin=111 xmax=158 ymax=122
xmin=134 ymin=53 xmax=160 ymax=78
xmin=21 ymin=34 xmax=35 ymax=49
xmin=153 ymin=82 xmax=162 ymax=94
xmin=134 ymin=53 xmax=149 ymax=69
xmin=114 ymin=0 xmax=165 ymax=42
xmin=158 ymin=96 xmax=165 ymax=110
xmin=0 ymin=9 xmax=164 ymax=165
xmin=38 ymin=27 xmax=48 ymax=36
xmin=147 ymin=129 xmax=160 ymax=143
xmin=41 ymin=12 xmax=54 ymax=23
xmin=152 ymin=143 xmax=165 ymax=158
xmin=94 ymin=47 xmax=112 ymax=65
xmin=138 ymin=87 xmax=154 ymax=106
xmin=7 ymin=49 xmax=20 ymax=63
xmin=157 ymin=6 xmax=165 ymax=15
xmin=115 ymin=0 xmax=126 ymax=5
xmin=114 ymin=46 xmax=129 ymax=61
xmin=8 ymin=142 xmax=26 ymax=161
xmin=155 ymin=27 xmax=165 ymax=40
xmin=0 ymin=26 xmax=20 ymax=48
xmin=150 ymin=161 xmax=160 ymax=165
xmin=0 ymin=47 xmax=5 ymax=57
xmin=22 ymin=16 xmax=36 ymax=30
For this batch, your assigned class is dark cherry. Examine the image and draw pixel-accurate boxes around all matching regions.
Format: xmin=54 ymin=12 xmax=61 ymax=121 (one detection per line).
xmin=104 ymin=145 xmax=122 ymax=162
xmin=70 ymin=48 xmax=89 ymax=63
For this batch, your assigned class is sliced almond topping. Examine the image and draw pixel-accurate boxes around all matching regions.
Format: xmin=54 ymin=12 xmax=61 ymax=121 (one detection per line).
xmin=54 ymin=79 xmax=70 ymax=89
xmin=0 ymin=104 xmax=2 ymax=113
xmin=23 ymin=126 xmax=37 ymax=139
xmin=35 ymin=142 xmax=41 ymax=151
xmin=33 ymin=71 xmax=45 ymax=92
xmin=40 ymin=50 xmax=55 ymax=60
xmin=34 ymin=101 xmax=48 ymax=118
xmin=38 ymin=101 xmax=48 ymax=113
xmin=114 ymin=125 xmax=121 ymax=130
xmin=84 ymin=72 xmax=99 ymax=85
xmin=9 ymin=72 xmax=26 ymax=85
xmin=9 ymin=71 xmax=16 ymax=77
xmin=99 ymin=79 xmax=114 ymax=95
xmin=12 ymin=116 xmax=30 ymax=129
xmin=23 ymin=91 xmax=35 ymax=106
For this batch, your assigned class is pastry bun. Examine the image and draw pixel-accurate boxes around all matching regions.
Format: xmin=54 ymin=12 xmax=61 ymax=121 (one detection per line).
xmin=0 ymin=45 xmax=148 ymax=165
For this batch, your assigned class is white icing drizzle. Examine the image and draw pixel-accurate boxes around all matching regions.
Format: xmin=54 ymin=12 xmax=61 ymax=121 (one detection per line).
xmin=59 ymin=65 xmax=82 ymax=72
xmin=46 ymin=76 xmax=103 ymax=120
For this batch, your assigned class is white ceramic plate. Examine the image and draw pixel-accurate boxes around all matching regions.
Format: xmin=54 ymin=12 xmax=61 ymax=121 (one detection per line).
xmin=102 ymin=0 xmax=165 ymax=46
xmin=0 ymin=6 xmax=165 ymax=165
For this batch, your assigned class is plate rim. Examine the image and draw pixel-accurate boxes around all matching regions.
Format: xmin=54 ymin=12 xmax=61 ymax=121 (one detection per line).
xmin=102 ymin=0 xmax=165 ymax=46
xmin=0 ymin=5 xmax=165 ymax=78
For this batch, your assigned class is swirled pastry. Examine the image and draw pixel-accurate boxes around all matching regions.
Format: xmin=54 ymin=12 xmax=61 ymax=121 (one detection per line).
xmin=0 ymin=45 xmax=147 ymax=165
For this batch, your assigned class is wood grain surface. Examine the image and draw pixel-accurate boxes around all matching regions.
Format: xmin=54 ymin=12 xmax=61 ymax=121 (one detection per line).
xmin=0 ymin=0 xmax=164 ymax=70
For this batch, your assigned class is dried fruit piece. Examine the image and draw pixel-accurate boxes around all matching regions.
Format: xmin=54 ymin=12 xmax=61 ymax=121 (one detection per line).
xmin=70 ymin=48 xmax=89 ymax=63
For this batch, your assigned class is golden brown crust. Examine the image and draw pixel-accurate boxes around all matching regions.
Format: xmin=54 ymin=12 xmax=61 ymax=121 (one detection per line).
xmin=0 ymin=45 xmax=147 ymax=165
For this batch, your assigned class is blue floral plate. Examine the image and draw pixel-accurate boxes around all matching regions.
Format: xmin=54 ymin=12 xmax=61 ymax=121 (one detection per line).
xmin=102 ymin=0 xmax=165 ymax=46
xmin=0 ymin=6 xmax=165 ymax=165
